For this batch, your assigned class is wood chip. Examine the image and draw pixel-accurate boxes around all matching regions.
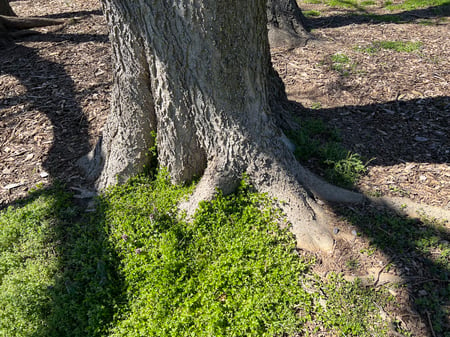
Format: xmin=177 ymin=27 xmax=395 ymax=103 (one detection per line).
xmin=3 ymin=183 xmax=24 ymax=190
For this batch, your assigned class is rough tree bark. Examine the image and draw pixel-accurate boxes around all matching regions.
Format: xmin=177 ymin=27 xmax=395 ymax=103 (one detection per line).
xmin=0 ymin=0 xmax=15 ymax=16
xmin=80 ymin=0 xmax=363 ymax=252
xmin=267 ymin=0 xmax=311 ymax=48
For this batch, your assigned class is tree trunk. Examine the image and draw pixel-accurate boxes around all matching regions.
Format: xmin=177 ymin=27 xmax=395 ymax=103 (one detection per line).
xmin=267 ymin=0 xmax=311 ymax=48
xmin=80 ymin=0 xmax=362 ymax=252
xmin=0 ymin=0 xmax=15 ymax=16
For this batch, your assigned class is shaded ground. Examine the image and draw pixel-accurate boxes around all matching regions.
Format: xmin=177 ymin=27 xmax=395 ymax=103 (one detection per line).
xmin=272 ymin=1 xmax=449 ymax=209
xmin=0 ymin=0 xmax=449 ymax=336
xmin=0 ymin=0 xmax=109 ymax=206
xmin=272 ymin=1 xmax=449 ymax=336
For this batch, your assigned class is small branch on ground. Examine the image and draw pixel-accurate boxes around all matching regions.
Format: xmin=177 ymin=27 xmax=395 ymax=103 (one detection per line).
xmin=426 ymin=311 xmax=437 ymax=337
xmin=0 ymin=15 xmax=65 ymax=33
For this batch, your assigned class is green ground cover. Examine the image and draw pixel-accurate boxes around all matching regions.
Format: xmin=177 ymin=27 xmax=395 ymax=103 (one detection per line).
xmin=0 ymin=173 xmax=393 ymax=336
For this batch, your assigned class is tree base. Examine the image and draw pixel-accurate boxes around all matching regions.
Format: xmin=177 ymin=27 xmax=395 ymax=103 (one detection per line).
xmin=266 ymin=0 xmax=311 ymax=49
xmin=268 ymin=26 xmax=310 ymax=49
xmin=179 ymin=149 xmax=363 ymax=253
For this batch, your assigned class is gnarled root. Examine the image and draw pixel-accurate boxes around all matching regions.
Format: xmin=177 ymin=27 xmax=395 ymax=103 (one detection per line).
xmin=179 ymin=153 xmax=363 ymax=253
xmin=293 ymin=159 xmax=364 ymax=204
xmin=250 ymin=157 xmax=338 ymax=252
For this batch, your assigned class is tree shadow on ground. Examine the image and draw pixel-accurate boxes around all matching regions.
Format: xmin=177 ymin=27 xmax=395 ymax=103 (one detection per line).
xmin=333 ymin=202 xmax=450 ymax=336
xmin=43 ymin=9 xmax=103 ymax=20
xmin=287 ymin=97 xmax=449 ymax=335
xmin=0 ymin=27 xmax=122 ymax=335
xmin=289 ymin=96 xmax=449 ymax=166
xmin=0 ymin=184 xmax=123 ymax=336
xmin=0 ymin=42 xmax=88 ymax=180
xmin=306 ymin=3 xmax=450 ymax=29
xmin=0 ymin=30 xmax=108 ymax=208
xmin=12 ymin=30 xmax=108 ymax=44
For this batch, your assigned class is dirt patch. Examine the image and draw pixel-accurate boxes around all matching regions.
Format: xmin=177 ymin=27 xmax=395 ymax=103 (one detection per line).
xmin=0 ymin=0 xmax=110 ymax=206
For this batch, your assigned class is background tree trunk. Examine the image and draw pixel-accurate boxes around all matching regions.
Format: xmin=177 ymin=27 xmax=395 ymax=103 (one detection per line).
xmin=267 ymin=0 xmax=311 ymax=48
xmin=81 ymin=0 xmax=362 ymax=252
xmin=0 ymin=0 xmax=15 ymax=16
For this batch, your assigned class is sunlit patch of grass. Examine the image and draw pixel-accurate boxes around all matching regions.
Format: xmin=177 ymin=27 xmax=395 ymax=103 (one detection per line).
xmin=303 ymin=0 xmax=323 ymax=4
xmin=331 ymin=52 xmax=352 ymax=64
xmin=304 ymin=9 xmax=322 ymax=17
xmin=327 ymin=0 xmax=360 ymax=8
xmin=355 ymin=40 xmax=423 ymax=53
xmin=104 ymin=174 xmax=393 ymax=336
xmin=301 ymin=0 xmax=373 ymax=10
xmin=360 ymin=0 xmax=377 ymax=5
xmin=376 ymin=40 xmax=423 ymax=52
xmin=310 ymin=102 xmax=323 ymax=109
xmin=327 ymin=52 xmax=358 ymax=76
xmin=104 ymin=174 xmax=316 ymax=337
xmin=384 ymin=0 xmax=450 ymax=10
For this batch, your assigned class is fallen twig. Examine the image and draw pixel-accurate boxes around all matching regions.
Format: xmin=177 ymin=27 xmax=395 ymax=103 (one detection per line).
xmin=426 ymin=311 xmax=437 ymax=337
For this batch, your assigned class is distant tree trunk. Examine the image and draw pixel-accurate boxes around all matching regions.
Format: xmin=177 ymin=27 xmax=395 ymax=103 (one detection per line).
xmin=267 ymin=0 xmax=310 ymax=48
xmin=0 ymin=0 xmax=15 ymax=16
xmin=80 ymin=0 xmax=362 ymax=252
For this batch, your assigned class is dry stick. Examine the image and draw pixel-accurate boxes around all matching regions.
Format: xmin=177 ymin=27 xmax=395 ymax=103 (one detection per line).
xmin=426 ymin=311 xmax=437 ymax=337
xmin=373 ymin=258 xmax=394 ymax=287
xmin=411 ymin=278 xmax=450 ymax=286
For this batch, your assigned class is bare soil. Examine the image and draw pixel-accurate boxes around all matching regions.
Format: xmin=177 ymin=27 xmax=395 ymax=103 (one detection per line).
xmin=0 ymin=1 xmax=448 ymax=336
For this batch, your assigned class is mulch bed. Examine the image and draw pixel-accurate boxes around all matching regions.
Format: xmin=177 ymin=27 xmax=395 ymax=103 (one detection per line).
xmin=1 ymin=0 xmax=110 ymax=207
xmin=272 ymin=2 xmax=449 ymax=209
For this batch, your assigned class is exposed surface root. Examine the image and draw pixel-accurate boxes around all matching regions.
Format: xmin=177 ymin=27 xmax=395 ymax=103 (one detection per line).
xmin=250 ymin=159 xmax=338 ymax=252
xmin=178 ymin=160 xmax=242 ymax=217
xmin=0 ymin=15 xmax=65 ymax=32
xmin=179 ymin=154 xmax=361 ymax=252
xmin=267 ymin=186 xmax=336 ymax=252
xmin=294 ymin=161 xmax=364 ymax=204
